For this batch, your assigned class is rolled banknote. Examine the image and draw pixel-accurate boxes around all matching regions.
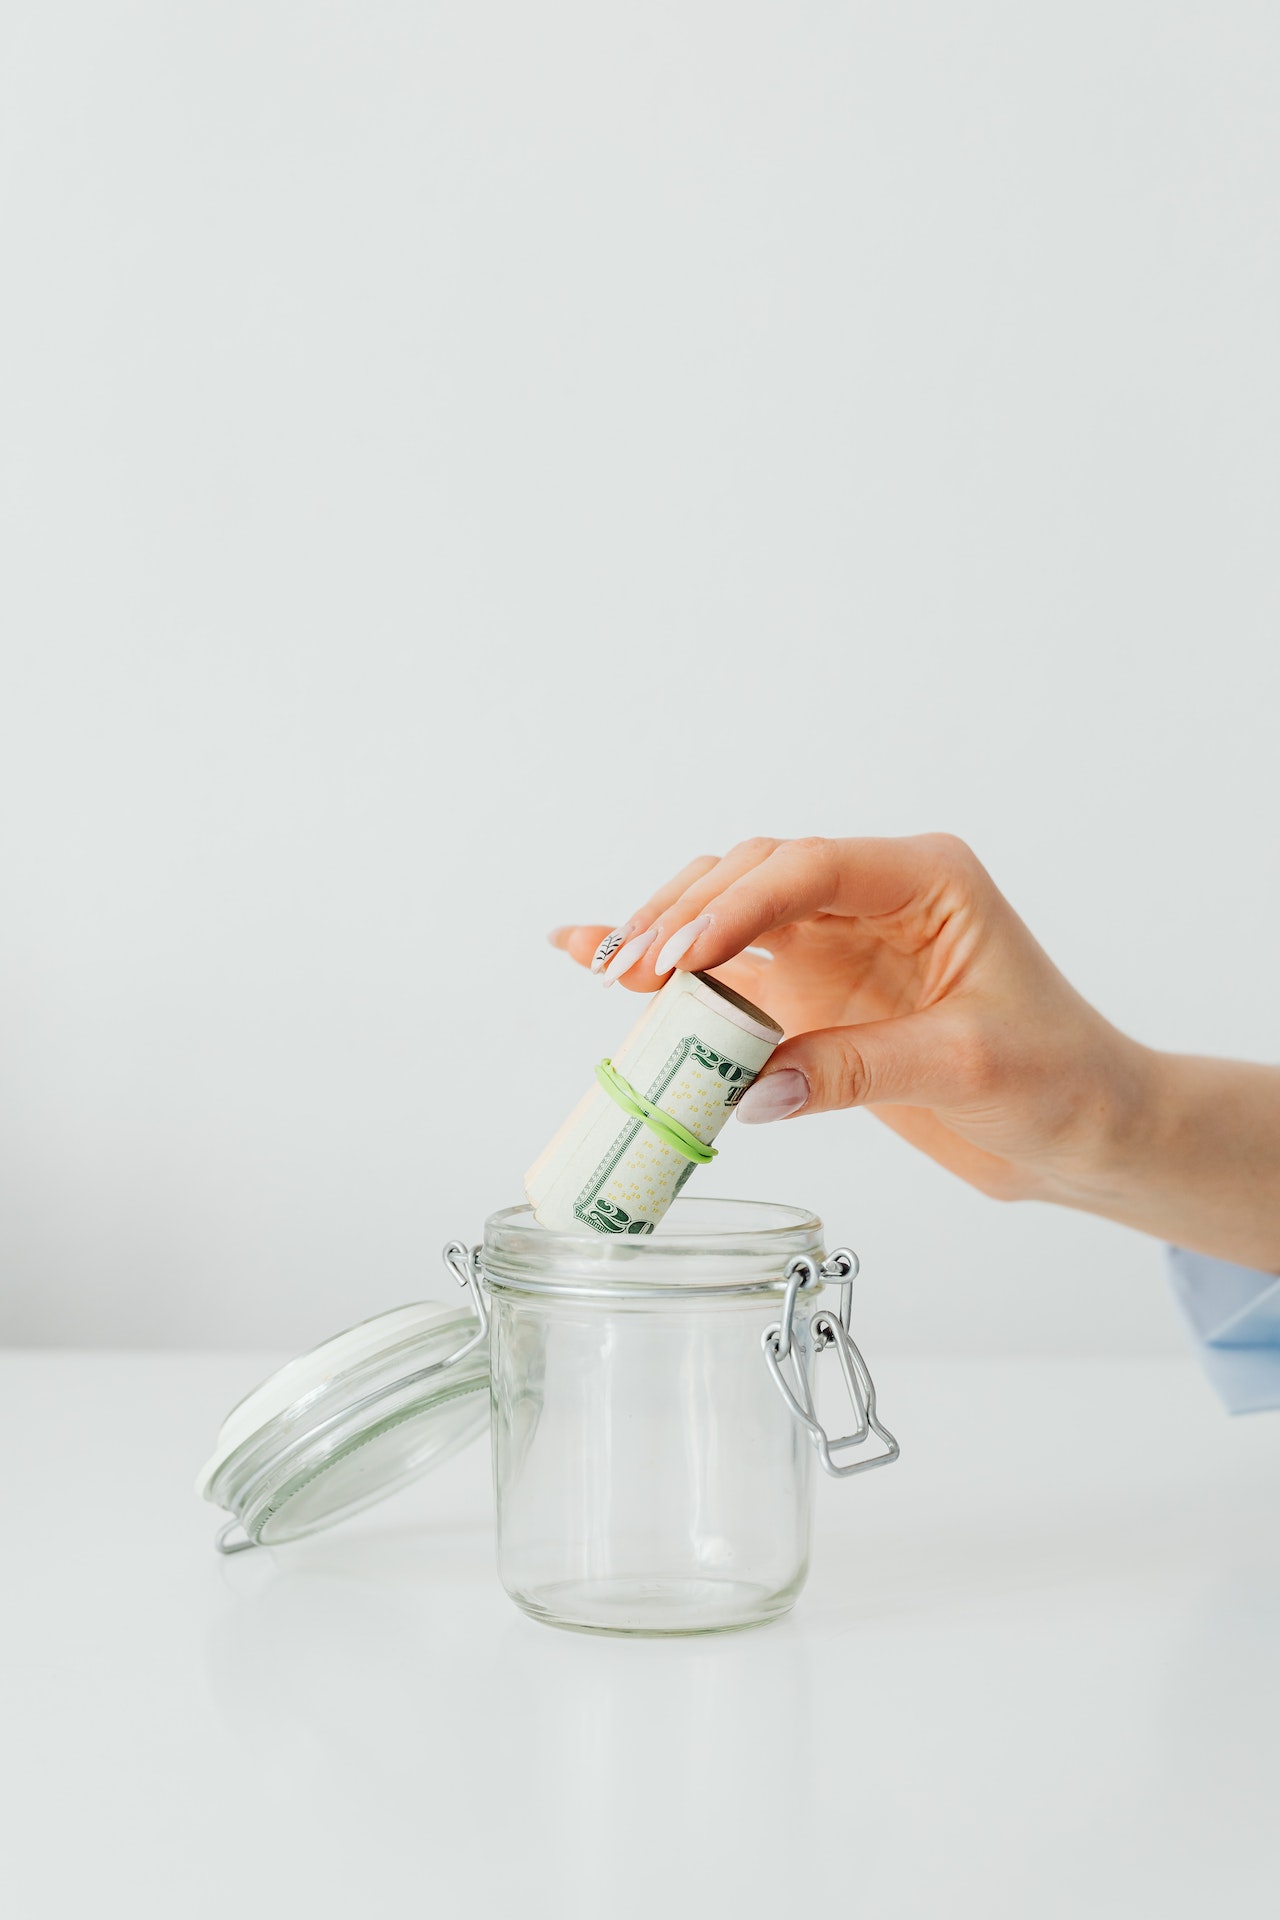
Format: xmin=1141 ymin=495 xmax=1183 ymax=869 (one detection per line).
xmin=525 ymin=970 xmax=783 ymax=1235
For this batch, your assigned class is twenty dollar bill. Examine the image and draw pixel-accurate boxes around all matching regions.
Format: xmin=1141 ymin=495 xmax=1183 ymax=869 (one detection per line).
xmin=525 ymin=971 xmax=783 ymax=1235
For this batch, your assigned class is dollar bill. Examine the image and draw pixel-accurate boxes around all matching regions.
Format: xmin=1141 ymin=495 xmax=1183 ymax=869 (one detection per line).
xmin=525 ymin=970 xmax=783 ymax=1235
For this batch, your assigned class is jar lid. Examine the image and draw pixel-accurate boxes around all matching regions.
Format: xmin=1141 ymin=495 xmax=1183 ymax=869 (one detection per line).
xmin=198 ymin=1293 xmax=489 ymax=1550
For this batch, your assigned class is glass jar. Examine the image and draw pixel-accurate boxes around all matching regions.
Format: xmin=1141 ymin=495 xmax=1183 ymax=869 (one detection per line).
xmin=478 ymin=1197 xmax=897 ymax=1635
xmin=198 ymin=1196 xmax=897 ymax=1636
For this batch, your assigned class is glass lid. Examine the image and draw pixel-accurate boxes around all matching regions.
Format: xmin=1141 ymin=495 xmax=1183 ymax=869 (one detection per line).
xmin=199 ymin=1256 xmax=490 ymax=1551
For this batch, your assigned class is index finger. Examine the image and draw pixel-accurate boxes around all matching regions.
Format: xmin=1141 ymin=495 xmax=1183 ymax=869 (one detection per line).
xmin=633 ymin=834 xmax=979 ymax=983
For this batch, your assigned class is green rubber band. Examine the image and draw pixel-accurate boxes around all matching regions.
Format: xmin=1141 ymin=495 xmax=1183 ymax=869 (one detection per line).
xmin=594 ymin=1058 xmax=718 ymax=1165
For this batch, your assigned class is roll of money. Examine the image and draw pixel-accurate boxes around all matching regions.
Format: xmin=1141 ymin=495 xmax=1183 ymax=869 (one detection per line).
xmin=525 ymin=971 xmax=783 ymax=1236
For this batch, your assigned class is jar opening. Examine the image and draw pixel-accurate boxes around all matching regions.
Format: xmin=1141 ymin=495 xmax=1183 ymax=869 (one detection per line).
xmin=481 ymin=1196 xmax=827 ymax=1294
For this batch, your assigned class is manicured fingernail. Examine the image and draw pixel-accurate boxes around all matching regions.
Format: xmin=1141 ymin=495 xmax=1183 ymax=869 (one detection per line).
xmin=601 ymin=927 xmax=654 ymax=985
xmin=591 ymin=923 xmax=635 ymax=973
xmin=735 ymin=1069 xmax=809 ymax=1124
xmin=548 ymin=927 xmax=573 ymax=948
xmin=655 ymin=915 xmax=711 ymax=975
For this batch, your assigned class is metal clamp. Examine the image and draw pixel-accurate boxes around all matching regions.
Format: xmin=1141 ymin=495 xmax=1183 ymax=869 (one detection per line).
xmin=762 ymin=1250 xmax=900 ymax=1480
xmin=442 ymin=1239 xmax=491 ymax=1353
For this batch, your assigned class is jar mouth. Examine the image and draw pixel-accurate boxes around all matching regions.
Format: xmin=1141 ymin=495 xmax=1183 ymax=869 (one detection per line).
xmin=482 ymin=1196 xmax=827 ymax=1292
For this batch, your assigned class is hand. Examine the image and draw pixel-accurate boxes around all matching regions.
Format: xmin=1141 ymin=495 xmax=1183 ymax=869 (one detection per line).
xmin=550 ymin=833 xmax=1153 ymax=1208
xmin=554 ymin=832 xmax=1280 ymax=1269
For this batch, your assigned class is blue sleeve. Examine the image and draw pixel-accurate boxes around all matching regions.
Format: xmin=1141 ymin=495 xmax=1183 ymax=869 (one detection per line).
xmin=1168 ymin=1247 xmax=1280 ymax=1413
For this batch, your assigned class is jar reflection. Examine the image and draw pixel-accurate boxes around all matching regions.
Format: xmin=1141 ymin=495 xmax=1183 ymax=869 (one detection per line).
xmin=487 ymin=1611 xmax=820 ymax=1907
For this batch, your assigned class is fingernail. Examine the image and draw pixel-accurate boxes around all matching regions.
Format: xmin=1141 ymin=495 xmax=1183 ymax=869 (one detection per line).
xmin=548 ymin=927 xmax=572 ymax=948
xmin=590 ymin=922 xmax=636 ymax=973
xmin=735 ymin=1069 xmax=809 ymax=1124
xmin=601 ymin=927 xmax=654 ymax=985
xmin=654 ymin=915 xmax=711 ymax=975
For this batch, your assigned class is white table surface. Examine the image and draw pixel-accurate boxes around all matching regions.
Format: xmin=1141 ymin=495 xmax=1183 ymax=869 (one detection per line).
xmin=2 ymin=1349 xmax=1276 ymax=1918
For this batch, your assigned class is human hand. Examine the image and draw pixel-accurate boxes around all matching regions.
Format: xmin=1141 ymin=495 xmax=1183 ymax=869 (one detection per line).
xmin=550 ymin=835 xmax=1154 ymax=1209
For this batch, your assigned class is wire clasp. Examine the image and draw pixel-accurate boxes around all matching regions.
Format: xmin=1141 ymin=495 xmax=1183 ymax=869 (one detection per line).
xmin=762 ymin=1250 xmax=900 ymax=1480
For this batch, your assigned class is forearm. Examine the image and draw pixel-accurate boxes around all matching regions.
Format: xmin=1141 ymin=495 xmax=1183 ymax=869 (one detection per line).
xmin=1050 ymin=1048 xmax=1280 ymax=1272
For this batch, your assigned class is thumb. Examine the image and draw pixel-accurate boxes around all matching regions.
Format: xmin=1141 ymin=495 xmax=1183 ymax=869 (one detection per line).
xmin=735 ymin=1011 xmax=961 ymax=1123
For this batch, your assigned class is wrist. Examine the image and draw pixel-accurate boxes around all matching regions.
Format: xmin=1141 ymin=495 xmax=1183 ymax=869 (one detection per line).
xmin=1035 ymin=1029 xmax=1168 ymax=1213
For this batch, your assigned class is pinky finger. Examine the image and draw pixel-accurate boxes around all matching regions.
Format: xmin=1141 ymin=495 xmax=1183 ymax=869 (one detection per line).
xmin=548 ymin=924 xmax=612 ymax=970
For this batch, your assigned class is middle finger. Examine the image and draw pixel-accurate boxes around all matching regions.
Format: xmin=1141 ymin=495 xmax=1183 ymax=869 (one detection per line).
xmin=603 ymin=837 xmax=783 ymax=988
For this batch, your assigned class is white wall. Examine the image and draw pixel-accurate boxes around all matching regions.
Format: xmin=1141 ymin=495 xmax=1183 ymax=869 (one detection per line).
xmin=2 ymin=2 xmax=1277 ymax=1353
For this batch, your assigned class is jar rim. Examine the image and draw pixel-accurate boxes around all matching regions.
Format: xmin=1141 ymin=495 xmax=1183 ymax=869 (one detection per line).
xmin=481 ymin=1196 xmax=827 ymax=1293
